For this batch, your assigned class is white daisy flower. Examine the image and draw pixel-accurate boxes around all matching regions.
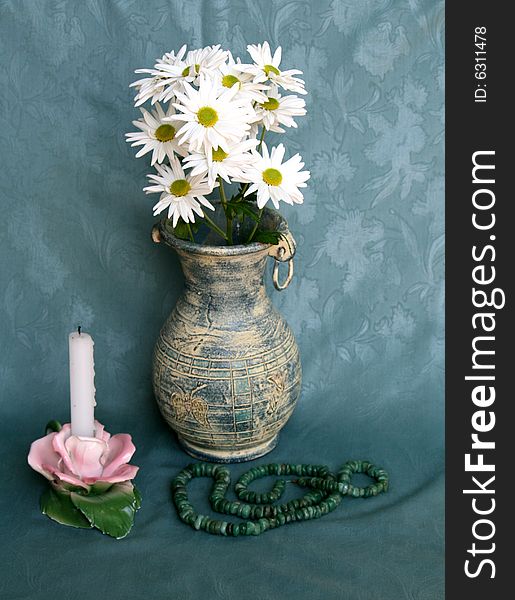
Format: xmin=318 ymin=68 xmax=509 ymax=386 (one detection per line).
xmin=172 ymin=75 xmax=255 ymax=154
xmin=130 ymin=44 xmax=227 ymax=107
xmin=130 ymin=45 xmax=190 ymax=107
xmin=125 ymin=103 xmax=188 ymax=165
xmin=182 ymin=139 xmax=259 ymax=188
xmin=143 ymin=157 xmax=217 ymax=227
xmin=181 ymin=45 xmax=229 ymax=84
xmin=218 ymin=52 xmax=269 ymax=103
xmin=253 ymin=84 xmax=306 ymax=133
xmin=235 ymin=143 xmax=310 ymax=209
xmin=237 ymin=42 xmax=307 ymax=95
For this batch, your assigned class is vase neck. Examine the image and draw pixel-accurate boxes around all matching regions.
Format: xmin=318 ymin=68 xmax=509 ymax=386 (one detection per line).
xmin=177 ymin=248 xmax=269 ymax=300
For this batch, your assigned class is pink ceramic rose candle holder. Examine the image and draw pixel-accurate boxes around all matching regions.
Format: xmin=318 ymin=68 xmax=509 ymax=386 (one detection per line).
xmin=28 ymin=420 xmax=141 ymax=539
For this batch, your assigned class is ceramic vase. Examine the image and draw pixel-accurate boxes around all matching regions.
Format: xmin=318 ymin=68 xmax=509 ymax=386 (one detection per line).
xmin=151 ymin=208 xmax=301 ymax=462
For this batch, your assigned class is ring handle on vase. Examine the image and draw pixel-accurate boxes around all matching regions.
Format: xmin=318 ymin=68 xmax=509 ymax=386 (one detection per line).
xmin=151 ymin=224 xmax=161 ymax=244
xmin=268 ymin=231 xmax=296 ymax=291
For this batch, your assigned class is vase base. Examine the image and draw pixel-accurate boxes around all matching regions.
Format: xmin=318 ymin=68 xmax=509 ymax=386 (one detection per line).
xmin=177 ymin=435 xmax=279 ymax=463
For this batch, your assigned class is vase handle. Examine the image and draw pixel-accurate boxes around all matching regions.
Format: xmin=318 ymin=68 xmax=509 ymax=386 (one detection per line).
xmin=151 ymin=225 xmax=162 ymax=244
xmin=269 ymin=231 xmax=296 ymax=291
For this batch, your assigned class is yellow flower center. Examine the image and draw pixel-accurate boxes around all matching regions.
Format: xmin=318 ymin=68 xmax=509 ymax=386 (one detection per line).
xmin=261 ymin=97 xmax=280 ymax=111
xmin=222 ymin=74 xmax=240 ymax=88
xmin=154 ymin=124 xmax=176 ymax=142
xmin=212 ymin=147 xmax=228 ymax=162
xmin=197 ymin=106 xmax=218 ymax=127
xmin=262 ymin=168 xmax=282 ymax=186
xmin=181 ymin=64 xmax=200 ymax=77
xmin=264 ymin=64 xmax=280 ymax=77
xmin=169 ymin=179 xmax=191 ymax=197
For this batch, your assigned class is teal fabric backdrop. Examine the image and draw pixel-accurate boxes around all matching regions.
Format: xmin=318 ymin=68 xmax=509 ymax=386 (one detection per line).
xmin=0 ymin=1 xmax=444 ymax=598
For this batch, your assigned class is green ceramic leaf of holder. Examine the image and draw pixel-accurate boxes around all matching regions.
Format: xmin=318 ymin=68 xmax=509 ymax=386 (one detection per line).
xmin=41 ymin=486 xmax=92 ymax=529
xmin=41 ymin=483 xmax=141 ymax=539
xmin=70 ymin=482 xmax=141 ymax=539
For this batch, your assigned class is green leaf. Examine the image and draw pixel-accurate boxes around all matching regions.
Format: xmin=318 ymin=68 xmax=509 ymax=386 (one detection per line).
xmin=244 ymin=192 xmax=258 ymax=204
xmin=253 ymin=230 xmax=284 ymax=245
xmin=45 ymin=420 xmax=62 ymax=434
xmin=89 ymin=480 xmax=115 ymax=495
xmin=172 ymin=221 xmax=190 ymax=240
xmin=236 ymin=204 xmax=259 ymax=222
xmin=226 ymin=200 xmax=259 ymax=217
xmin=40 ymin=487 xmax=92 ymax=529
xmin=164 ymin=218 xmax=196 ymax=240
xmin=70 ymin=481 xmax=138 ymax=539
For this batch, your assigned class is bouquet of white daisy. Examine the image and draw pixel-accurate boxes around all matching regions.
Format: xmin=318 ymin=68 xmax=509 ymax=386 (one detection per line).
xmin=127 ymin=42 xmax=310 ymax=245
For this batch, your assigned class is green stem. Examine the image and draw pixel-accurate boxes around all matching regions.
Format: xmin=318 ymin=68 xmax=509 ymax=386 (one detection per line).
xmin=218 ymin=176 xmax=233 ymax=245
xmin=246 ymin=207 xmax=264 ymax=244
xmin=218 ymin=176 xmax=228 ymax=210
xmin=237 ymin=128 xmax=267 ymax=202
xmin=257 ymin=126 xmax=266 ymax=151
xmin=203 ymin=212 xmax=229 ymax=242
xmin=186 ymin=223 xmax=194 ymax=243
xmin=237 ymin=183 xmax=250 ymax=202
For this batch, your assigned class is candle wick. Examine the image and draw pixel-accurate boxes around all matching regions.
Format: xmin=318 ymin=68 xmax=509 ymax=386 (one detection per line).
xmin=78 ymin=325 xmax=82 ymax=335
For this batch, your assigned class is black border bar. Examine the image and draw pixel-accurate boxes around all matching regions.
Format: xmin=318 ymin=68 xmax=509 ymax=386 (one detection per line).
xmin=445 ymin=2 xmax=511 ymax=596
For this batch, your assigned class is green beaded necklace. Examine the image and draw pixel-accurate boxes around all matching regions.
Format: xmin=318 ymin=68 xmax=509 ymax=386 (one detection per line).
xmin=172 ymin=459 xmax=389 ymax=536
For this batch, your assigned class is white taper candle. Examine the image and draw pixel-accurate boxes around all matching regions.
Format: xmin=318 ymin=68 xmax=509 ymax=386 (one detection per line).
xmin=69 ymin=329 xmax=96 ymax=437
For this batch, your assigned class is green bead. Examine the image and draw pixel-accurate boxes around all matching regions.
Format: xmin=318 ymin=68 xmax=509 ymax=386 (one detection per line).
xmin=211 ymin=520 xmax=224 ymax=534
xmin=245 ymin=522 xmax=256 ymax=535
xmin=258 ymin=518 xmax=269 ymax=532
xmin=326 ymin=498 xmax=337 ymax=511
xmin=263 ymin=505 xmax=274 ymax=518
xmin=186 ymin=513 xmax=197 ymax=525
